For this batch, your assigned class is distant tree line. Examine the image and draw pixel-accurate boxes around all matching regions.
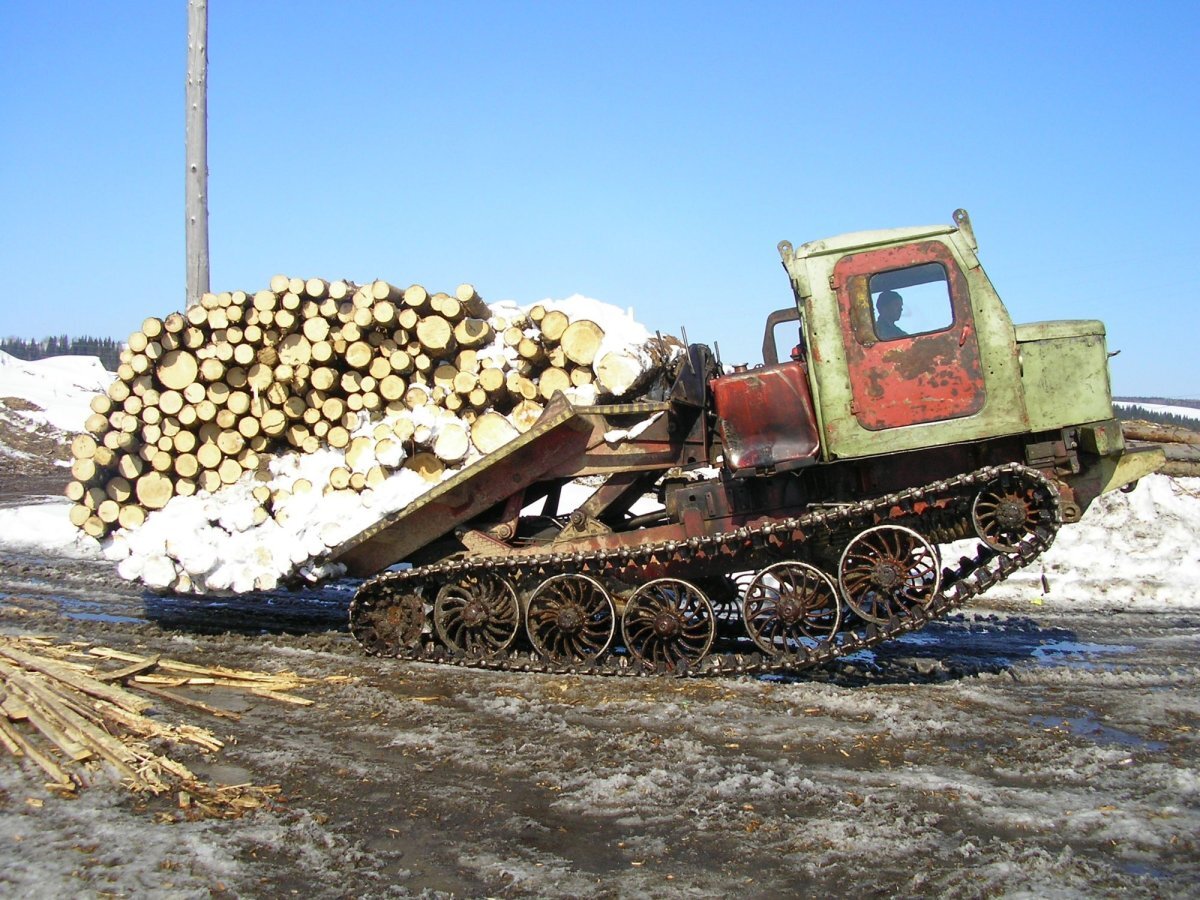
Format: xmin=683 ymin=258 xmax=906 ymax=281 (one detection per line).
xmin=1 ymin=336 xmax=121 ymax=371
xmin=1116 ymin=396 xmax=1200 ymax=411
xmin=1114 ymin=403 xmax=1199 ymax=430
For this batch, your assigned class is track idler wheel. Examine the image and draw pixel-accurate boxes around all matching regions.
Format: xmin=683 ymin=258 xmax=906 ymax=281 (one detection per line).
xmin=433 ymin=572 xmax=520 ymax=657
xmin=526 ymin=574 xmax=616 ymax=665
xmin=742 ymin=562 xmax=842 ymax=656
xmin=837 ymin=525 xmax=941 ymax=624
xmin=621 ymin=579 xmax=715 ymax=672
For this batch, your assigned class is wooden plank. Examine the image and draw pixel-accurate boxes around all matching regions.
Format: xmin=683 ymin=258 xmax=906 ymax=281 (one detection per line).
xmin=95 ymin=655 xmax=161 ymax=683
xmin=0 ymin=717 xmax=75 ymax=789
xmin=133 ymin=683 xmax=241 ymax=720
xmin=0 ymin=646 xmax=151 ymax=713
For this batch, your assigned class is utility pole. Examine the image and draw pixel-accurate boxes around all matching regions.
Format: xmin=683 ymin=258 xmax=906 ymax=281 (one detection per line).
xmin=185 ymin=0 xmax=210 ymax=308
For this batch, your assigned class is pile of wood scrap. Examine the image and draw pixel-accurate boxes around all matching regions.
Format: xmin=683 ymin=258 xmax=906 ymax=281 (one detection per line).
xmin=1122 ymin=420 xmax=1200 ymax=477
xmin=0 ymin=634 xmax=339 ymax=817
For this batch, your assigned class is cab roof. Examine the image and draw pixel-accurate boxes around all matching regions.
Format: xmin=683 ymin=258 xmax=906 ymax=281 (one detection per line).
xmin=790 ymin=223 xmax=956 ymax=260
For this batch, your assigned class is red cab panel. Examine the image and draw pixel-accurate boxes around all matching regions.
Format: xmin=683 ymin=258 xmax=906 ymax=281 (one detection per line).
xmin=833 ymin=241 xmax=985 ymax=431
xmin=712 ymin=362 xmax=820 ymax=473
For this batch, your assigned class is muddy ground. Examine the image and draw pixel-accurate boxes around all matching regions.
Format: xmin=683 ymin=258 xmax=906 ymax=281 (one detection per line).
xmin=0 ymin=491 xmax=1197 ymax=897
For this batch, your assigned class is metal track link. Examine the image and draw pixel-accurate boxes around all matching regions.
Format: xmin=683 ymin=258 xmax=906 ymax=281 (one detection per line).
xmin=348 ymin=463 xmax=1062 ymax=678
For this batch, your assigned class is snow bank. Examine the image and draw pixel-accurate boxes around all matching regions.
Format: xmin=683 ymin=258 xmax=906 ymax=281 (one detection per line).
xmin=0 ymin=498 xmax=102 ymax=559
xmin=981 ymin=474 xmax=1200 ymax=609
xmin=0 ymin=351 xmax=113 ymax=432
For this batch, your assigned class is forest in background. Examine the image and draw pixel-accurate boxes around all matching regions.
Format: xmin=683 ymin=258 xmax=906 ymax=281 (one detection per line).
xmin=1 ymin=336 xmax=122 ymax=372
xmin=1114 ymin=398 xmax=1200 ymax=430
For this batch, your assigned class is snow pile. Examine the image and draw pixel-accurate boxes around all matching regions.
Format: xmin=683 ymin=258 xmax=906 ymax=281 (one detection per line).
xmin=0 ymin=351 xmax=112 ymax=432
xmin=0 ymin=352 xmax=113 ymax=473
xmin=982 ymin=474 xmax=1200 ymax=609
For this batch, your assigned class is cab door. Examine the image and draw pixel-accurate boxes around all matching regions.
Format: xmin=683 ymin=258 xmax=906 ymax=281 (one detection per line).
xmin=832 ymin=240 xmax=985 ymax=431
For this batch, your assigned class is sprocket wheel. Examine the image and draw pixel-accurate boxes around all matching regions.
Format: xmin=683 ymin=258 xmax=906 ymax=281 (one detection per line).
xmin=971 ymin=473 xmax=1047 ymax=553
xmin=433 ymin=572 xmax=520 ymax=657
xmin=742 ymin=562 xmax=842 ymax=656
xmin=526 ymin=574 xmax=616 ymax=664
xmin=621 ymin=579 xmax=715 ymax=671
xmin=350 ymin=586 xmax=427 ymax=655
xmin=837 ymin=525 xmax=941 ymax=624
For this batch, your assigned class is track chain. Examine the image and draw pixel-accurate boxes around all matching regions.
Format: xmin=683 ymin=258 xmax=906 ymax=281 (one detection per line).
xmin=348 ymin=463 xmax=1061 ymax=677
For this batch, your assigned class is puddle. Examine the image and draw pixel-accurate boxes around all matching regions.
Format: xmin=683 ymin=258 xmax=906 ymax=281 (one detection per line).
xmin=1116 ymin=859 xmax=1173 ymax=880
xmin=64 ymin=610 xmax=146 ymax=624
xmin=1030 ymin=712 xmax=1167 ymax=752
xmin=893 ymin=631 xmax=941 ymax=647
xmin=57 ymin=597 xmax=147 ymax=624
xmin=1031 ymin=639 xmax=1135 ymax=669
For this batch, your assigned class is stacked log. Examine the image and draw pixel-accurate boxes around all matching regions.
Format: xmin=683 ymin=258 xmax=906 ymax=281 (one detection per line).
xmin=67 ymin=280 xmax=674 ymax=590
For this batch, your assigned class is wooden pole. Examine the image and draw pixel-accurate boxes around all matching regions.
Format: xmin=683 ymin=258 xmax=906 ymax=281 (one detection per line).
xmin=185 ymin=0 xmax=210 ymax=310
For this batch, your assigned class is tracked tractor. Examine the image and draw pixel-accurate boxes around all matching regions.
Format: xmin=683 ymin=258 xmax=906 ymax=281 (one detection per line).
xmin=341 ymin=209 xmax=1163 ymax=676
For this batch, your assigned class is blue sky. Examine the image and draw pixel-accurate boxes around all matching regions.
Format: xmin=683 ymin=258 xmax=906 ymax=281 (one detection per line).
xmin=1 ymin=1 xmax=1196 ymax=396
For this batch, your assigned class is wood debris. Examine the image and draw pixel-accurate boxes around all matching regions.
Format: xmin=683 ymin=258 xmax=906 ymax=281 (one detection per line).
xmin=0 ymin=634 xmax=340 ymax=816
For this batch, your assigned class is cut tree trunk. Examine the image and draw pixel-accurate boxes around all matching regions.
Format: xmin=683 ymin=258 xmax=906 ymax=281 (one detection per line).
xmin=559 ymin=320 xmax=605 ymax=366
xmin=433 ymin=422 xmax=471 ymax=464
xmin=470 ymin=411 xmax=519 ymax=455
xmin=539 ymin=310 xmax=569 ymax=343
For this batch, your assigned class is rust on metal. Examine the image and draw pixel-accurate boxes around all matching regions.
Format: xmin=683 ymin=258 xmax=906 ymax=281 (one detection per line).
xmin=834 ymin=241 xmax=985 ymax=430
xmin=711 ymin=361 xmax=820 ymax=473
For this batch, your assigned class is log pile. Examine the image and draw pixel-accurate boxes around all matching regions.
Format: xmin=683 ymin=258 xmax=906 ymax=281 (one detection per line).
xmin=1122 ymin=419 xmax=1200 ymax=477
xmin=0 ymin=634 xmax=337 ymax=816
xmin=66 ymin=280 xmax=674 ymax=592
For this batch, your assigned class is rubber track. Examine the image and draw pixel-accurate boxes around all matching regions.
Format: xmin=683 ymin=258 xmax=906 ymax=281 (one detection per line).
xmin=348 ymin=463 xmax=1062 ymax=677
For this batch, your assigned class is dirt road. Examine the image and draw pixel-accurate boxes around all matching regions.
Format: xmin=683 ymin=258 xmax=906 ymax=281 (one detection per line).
xmin=0 ymin=534 xmax=1197 ymax=897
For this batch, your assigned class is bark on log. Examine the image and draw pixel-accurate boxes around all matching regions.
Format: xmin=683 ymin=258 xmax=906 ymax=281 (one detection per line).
xmin=454 ymin=283 xmax=490 ymax=319
xmin=1121 ymin=420 xmax=1200 ymax=445
xmin=594 ymin=350 xmax=648 ymax=398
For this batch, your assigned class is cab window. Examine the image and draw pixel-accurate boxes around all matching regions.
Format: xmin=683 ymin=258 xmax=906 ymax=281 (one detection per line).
xmin=868 ymin=262 xmax=953 ymax=341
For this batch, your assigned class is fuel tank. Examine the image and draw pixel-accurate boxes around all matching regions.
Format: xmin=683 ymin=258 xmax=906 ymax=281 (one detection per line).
xmin=710 ymin=360 xmax=821 ymax=474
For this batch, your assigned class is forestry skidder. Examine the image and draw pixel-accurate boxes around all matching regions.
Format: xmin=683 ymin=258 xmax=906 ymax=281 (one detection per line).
xmin=344 ymin=209 xmax=1163 ymax=676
